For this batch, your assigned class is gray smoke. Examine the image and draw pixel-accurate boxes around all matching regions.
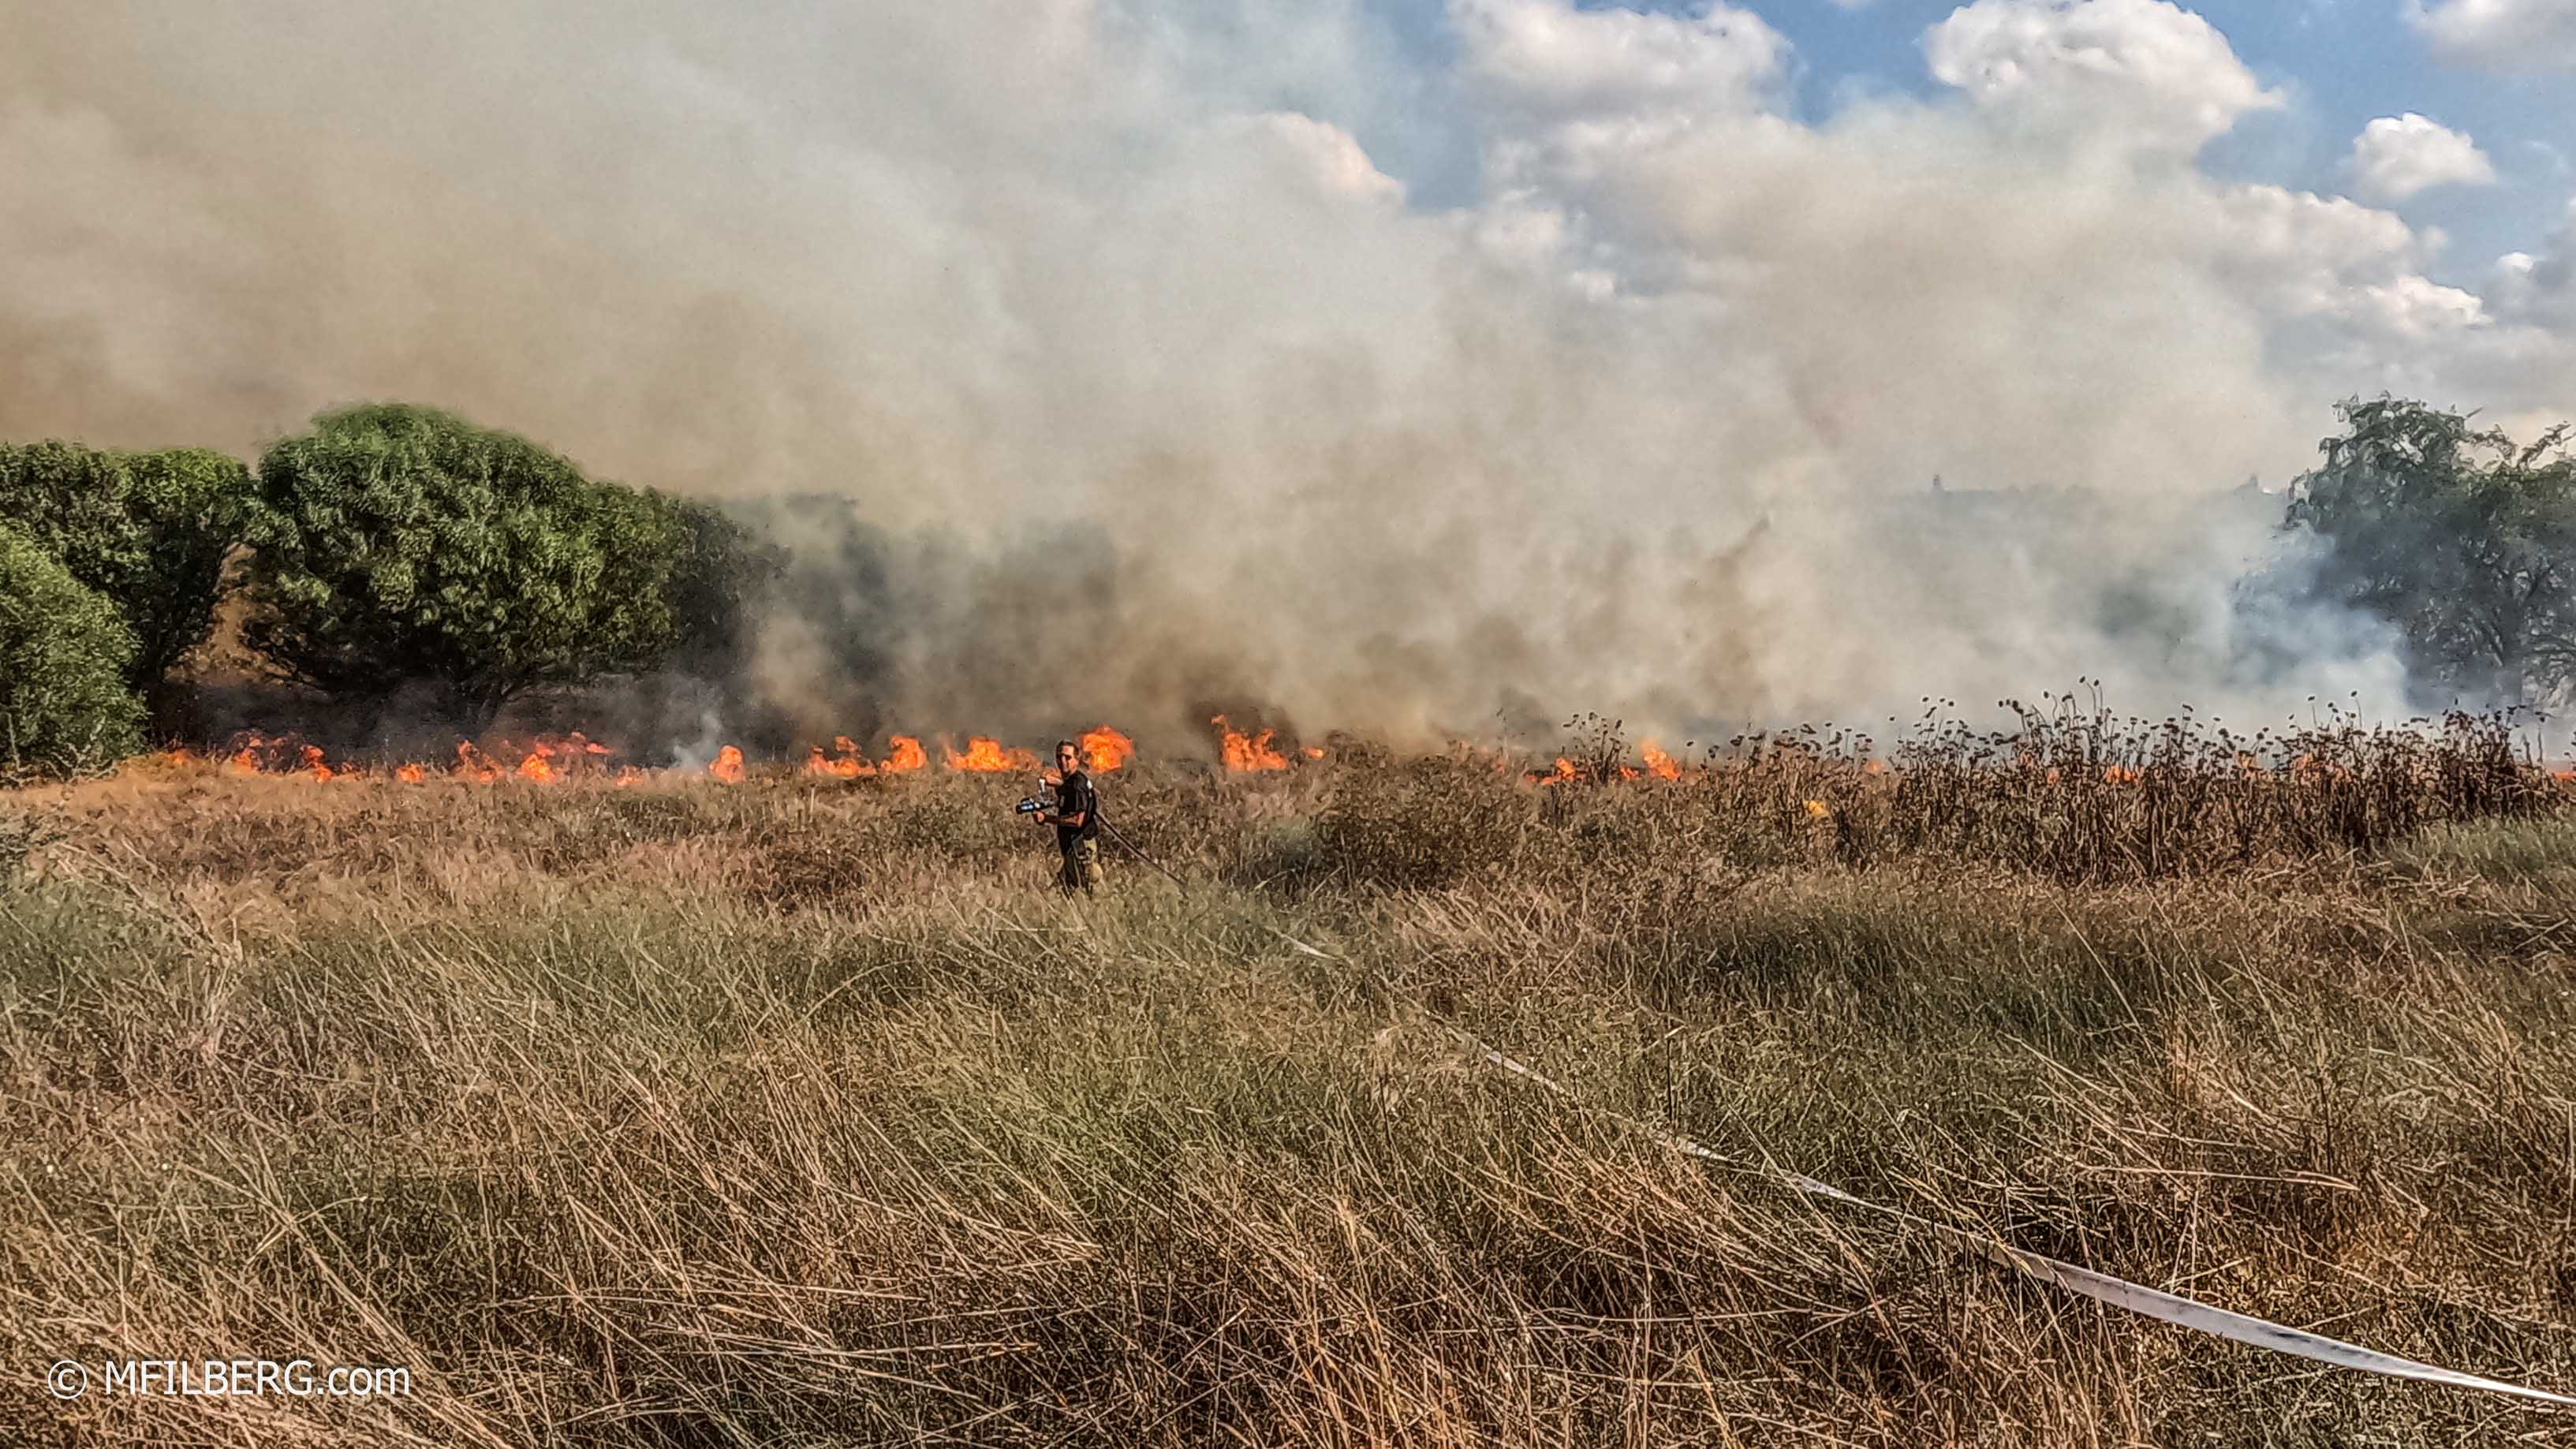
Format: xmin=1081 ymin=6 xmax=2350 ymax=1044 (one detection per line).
xmin=9 ymin=0 xmax=2512 ymax=753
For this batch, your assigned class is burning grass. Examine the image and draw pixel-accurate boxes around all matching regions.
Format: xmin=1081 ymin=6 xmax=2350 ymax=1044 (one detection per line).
xmin=4 ymin=707 xmax=2575 ymax=1444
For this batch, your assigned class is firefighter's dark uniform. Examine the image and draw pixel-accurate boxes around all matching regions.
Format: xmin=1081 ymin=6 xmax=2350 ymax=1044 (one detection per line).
xmin=1053 ymin=769 xmax=1103 ymax=895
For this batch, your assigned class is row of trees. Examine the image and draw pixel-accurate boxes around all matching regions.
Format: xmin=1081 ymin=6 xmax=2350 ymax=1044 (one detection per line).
xmin=6 ymin=395 xmax=2571 ymax=782
xmin=2 ymin=404 xmax=771 ymax=780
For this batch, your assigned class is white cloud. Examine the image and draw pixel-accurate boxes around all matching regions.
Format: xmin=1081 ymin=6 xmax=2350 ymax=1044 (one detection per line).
xmin=2348 ymin=274 xmax=2491 ymax=338
xmin=2346 ymin=113 xmax=2497 ymax=201
xmin=1230 ymin=112 xmax=1407 ymax=205
xmin=1923 ymin=0 xmax=2283 ymax=159
xmin=2198 ymin=184 xmax=2431 ymax=316
xmin=1450 ymin=0 xmax=1788 ymax=131
xmin=2410 ymin=0 xmax=2576 ymax=73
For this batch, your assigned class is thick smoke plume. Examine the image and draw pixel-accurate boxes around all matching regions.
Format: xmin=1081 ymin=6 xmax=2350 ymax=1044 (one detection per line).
xmin=16 ymin=0 xmax=2544 ymax=754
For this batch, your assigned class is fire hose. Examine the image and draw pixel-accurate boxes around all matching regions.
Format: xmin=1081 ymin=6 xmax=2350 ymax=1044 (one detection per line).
xmin=1098 ymin=816 xmax=1188 ymax=891
xmin=1021 ymin=785 xmax=1190 ymax=891
xmin=1023 ymin=782 xmax=2569 ymax=1406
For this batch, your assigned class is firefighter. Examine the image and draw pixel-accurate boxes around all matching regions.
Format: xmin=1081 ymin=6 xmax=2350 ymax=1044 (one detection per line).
xmin=1032 ymin=738 xmax=1103 ymax=895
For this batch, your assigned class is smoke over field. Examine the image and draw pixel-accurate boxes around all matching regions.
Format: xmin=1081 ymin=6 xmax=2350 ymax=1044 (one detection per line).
xmin=11 ymin=1 xmax=2560 ymax=748
xmin=705 ymin=486 xmax=2406 ymax=762
xmin=16 ymin=10 xmax=2576 ymax=1438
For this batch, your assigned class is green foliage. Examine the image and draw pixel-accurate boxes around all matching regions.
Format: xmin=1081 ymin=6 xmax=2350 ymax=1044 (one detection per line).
xmin=0 ymin=523 xmax=146 ymax=779
xmin=2287 ymin=397 xmax=2576 ymax=704
xmin=655 ymin=495 xmax=782 ymax=678
xmin=242 ymin=404 xmax=766 ymax=731
xmin=0 ymin=441 xmax=253 ymax=693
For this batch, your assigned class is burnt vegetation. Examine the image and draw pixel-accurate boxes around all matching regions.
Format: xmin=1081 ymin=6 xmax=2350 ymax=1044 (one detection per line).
xmin=1301 ymin=694 xmax=2551 ymax=888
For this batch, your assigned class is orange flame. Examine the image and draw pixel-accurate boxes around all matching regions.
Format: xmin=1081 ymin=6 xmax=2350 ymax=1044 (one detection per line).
xmin=807 ymin=736 xmax=877 ymax=778
xmin=883 ymin=736 xmax=928 ymax=773
xmin=1212 ymin=715 xmax=1291 ymax=772
xmin=1533 ymin=756 xmax=1578 ymax=786
xmin=709 ymin=745 xmax=746 ymax=784
xmin=1080 ymin=726 xmax=1136 ymax=774
xmin=1639 ymin=741 xmax=1681 ymax=780
xmin=1303 ymin=746 xmax=1326 ymax=760
xmin=944 ymin=736 xmax=1040 ymax=772
xmin=189 ymin=730 xmax=631 ymax=784
xmin=220 ymin=734 xmax=341 ymax=779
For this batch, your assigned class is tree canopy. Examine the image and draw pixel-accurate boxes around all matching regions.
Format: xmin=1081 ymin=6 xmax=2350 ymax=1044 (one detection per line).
xmin=241 ymin=404 xmax=763 ymax=734
xmin=2287 ymin=397 xmax=2576 ymax=706
xmin=0 ymin=522 xmax=145 ymax=780
xmin=0 ymin=441 xmax=252 ymax=700
xmin=658 ymin=495 xmax=781 ymax=681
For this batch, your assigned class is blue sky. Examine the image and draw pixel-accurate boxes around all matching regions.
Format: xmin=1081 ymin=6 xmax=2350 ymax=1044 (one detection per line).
xmin=2010 ymin=0 xmax=2569 ymax=273
xmin=1746 ymin=6 xmax=2563 ymax=278
xmin=1227 ymin=0 xmax=2576 ymax=311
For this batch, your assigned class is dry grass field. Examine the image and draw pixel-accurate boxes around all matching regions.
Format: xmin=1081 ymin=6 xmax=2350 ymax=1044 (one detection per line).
xmin=6 ymin=710 xmax=2576 ymax=1446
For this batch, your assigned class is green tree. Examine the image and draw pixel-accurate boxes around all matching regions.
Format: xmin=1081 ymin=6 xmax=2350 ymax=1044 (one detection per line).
xmin=242 ymin=404 xmax=752 ymax=734
xmin=655 ymin=495 xmax=781 ymax=680
xmin=0 ymin=522 xmax=146 ymax=780
xmin=2287 ymin=397 xmax=2576 ymax=705
xmin=0 ymin=442 xmax=253 ymax=701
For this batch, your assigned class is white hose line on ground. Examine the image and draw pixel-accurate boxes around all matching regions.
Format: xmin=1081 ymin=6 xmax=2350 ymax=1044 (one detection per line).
xmin=1267 ymin=928 xmax=2574 ymax=1408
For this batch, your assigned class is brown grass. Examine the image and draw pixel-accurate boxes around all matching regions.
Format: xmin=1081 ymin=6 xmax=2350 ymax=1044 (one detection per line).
xmin=3 ymin=720 xmax=2574 ymax=1446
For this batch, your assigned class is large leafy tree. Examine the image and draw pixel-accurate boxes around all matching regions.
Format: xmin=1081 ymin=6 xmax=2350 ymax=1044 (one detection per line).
xmin=2287 ymin=398 xmax=2576 ymax=706
xmin=242 ymin=404 xmax=757 ymax=734
xmin=0 ymin=442 xmax=253 ymax=702
xmin=0 ymin=522 xmax=146 ymax=780
xmin=657 ymin=495 xmax=782 ymax=680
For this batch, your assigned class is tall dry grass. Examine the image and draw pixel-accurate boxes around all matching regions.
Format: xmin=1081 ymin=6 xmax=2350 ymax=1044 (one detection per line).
xmin=2 ymin=717 xmax=2574 ymax=1445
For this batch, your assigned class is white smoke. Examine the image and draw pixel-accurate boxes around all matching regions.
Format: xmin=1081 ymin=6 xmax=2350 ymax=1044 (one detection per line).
xmin=2 ymin=0 xmax=2561 ymax=744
